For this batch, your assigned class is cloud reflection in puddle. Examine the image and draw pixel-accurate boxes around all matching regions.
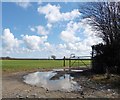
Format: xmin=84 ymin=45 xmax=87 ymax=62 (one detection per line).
xmin=23 ymin=71 xmax=81 ymax=92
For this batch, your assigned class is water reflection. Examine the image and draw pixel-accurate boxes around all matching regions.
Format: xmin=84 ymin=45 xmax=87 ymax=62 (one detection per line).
xmin=23 ymin=71 xmax=81 ymax=92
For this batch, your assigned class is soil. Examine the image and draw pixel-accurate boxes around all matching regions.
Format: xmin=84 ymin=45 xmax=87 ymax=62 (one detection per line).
xmin=2 ymin=69 xmax=120 ymax=98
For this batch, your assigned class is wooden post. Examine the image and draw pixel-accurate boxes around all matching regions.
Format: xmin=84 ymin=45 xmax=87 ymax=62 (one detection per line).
xmin=63 ymin=56 xmax=65 ymax=71
xmin=63 ymin=56 xmax=65 ymax=67
xmin=69 ymin=58 xmax=71 ymax=71
xmin=78 ymin=57 xmax=79 ymax=67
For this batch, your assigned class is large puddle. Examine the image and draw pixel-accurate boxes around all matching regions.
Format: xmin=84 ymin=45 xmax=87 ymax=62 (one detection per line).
xmin=23 ymin=70 xmax=82 ymax=92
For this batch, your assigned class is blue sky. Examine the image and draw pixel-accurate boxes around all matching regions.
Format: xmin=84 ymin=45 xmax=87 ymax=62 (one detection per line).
xmin=1 ymin=1 xmax=103 ymax=58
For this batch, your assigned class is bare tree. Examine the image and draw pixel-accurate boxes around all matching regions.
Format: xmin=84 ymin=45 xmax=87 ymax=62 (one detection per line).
xmin=80 ymin=2 xmax=120 ymax=77
xmin=80 ymin=2 xmax=120 ymax=45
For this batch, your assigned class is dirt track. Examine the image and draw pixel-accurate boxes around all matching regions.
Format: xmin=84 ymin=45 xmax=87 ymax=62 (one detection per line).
xmin=2 ymin=70 xmax=120 ymax=98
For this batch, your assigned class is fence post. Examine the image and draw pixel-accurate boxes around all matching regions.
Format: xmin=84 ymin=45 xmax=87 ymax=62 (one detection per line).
xmin=63 ymin=56 xmax=65 ymax=71
xmin=69 ymin=58 xmax=71 ymax=71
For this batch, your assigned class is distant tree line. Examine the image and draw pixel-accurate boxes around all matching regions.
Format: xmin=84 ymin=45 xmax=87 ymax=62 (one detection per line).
xmin=0 ymin=56 xmax=11 ymax=60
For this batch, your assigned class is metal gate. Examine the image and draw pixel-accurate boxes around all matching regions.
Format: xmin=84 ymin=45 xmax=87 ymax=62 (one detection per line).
xmin=63 ymin=54 xmax=91 ymax=70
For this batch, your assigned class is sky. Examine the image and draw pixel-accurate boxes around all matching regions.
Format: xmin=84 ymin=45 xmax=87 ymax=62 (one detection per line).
xmin=1 ymin=1 xmax=103 ymax=58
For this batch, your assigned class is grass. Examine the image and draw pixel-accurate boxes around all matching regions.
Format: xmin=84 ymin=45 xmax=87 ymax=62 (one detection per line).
xmin=1 ymin=59 xmax=91 ymax=73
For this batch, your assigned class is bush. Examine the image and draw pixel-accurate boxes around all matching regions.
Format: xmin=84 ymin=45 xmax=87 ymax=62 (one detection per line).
xmin=92 ymin=42 xmax=120 ymax=74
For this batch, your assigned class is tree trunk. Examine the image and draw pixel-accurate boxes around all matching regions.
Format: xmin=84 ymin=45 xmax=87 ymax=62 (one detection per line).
xmin=106 ymin=66 xmax=110 ymax=79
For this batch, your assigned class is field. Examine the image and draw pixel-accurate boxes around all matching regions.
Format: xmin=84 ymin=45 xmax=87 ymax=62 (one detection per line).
xmin=2 ymin=59 xmax=91 ymax=73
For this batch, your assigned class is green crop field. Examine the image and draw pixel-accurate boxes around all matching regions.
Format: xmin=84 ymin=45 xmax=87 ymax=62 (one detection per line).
xmin=1 ymin=59 xmax=91 ymax=73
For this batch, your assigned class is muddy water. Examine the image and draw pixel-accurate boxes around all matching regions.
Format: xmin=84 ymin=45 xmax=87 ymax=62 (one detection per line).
xmin=23 ymin=71 xmax=82 ymax=92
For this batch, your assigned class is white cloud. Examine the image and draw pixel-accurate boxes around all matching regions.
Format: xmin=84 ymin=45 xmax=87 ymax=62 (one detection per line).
xmin=36 ymin=25 xmax=49 ymax=35
xmin=30 ymin=27 xmax=35 ymax=32
xmin=37 ymin=0 xmax=42 ymax=5
xmin=60 ymin=21 xmax=81 ymax=43
xmin=36 ymin=4 xmax=103 ymax=57
xmin=37 ymin=4 xmax=80 ymax=24
xmin=47 ymin=23 xmax=52 ymax=29
xmin=16 ymin=0 xmax=31 ymax=9
xmin=38 ymin=4 xmax=61 ymax=23
xmin=22 ymin=35 xmax=47 ymax=50
xmin=58 ymin=44 xmax=67 ymax=49
xmin=2 ymin=28 xmax=21 ymax=51
xmin=59 ymin=18 xmax=103 ymax=57
xmin=44 ymin=42 xmax=51 ymax=48
xmin=43 ymin=42 xmax=55 ymax=53
xmin=62 ymin=9 xmax=80 ymax=21
xmin=60 ymin=31 xmax=80 ymax=43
